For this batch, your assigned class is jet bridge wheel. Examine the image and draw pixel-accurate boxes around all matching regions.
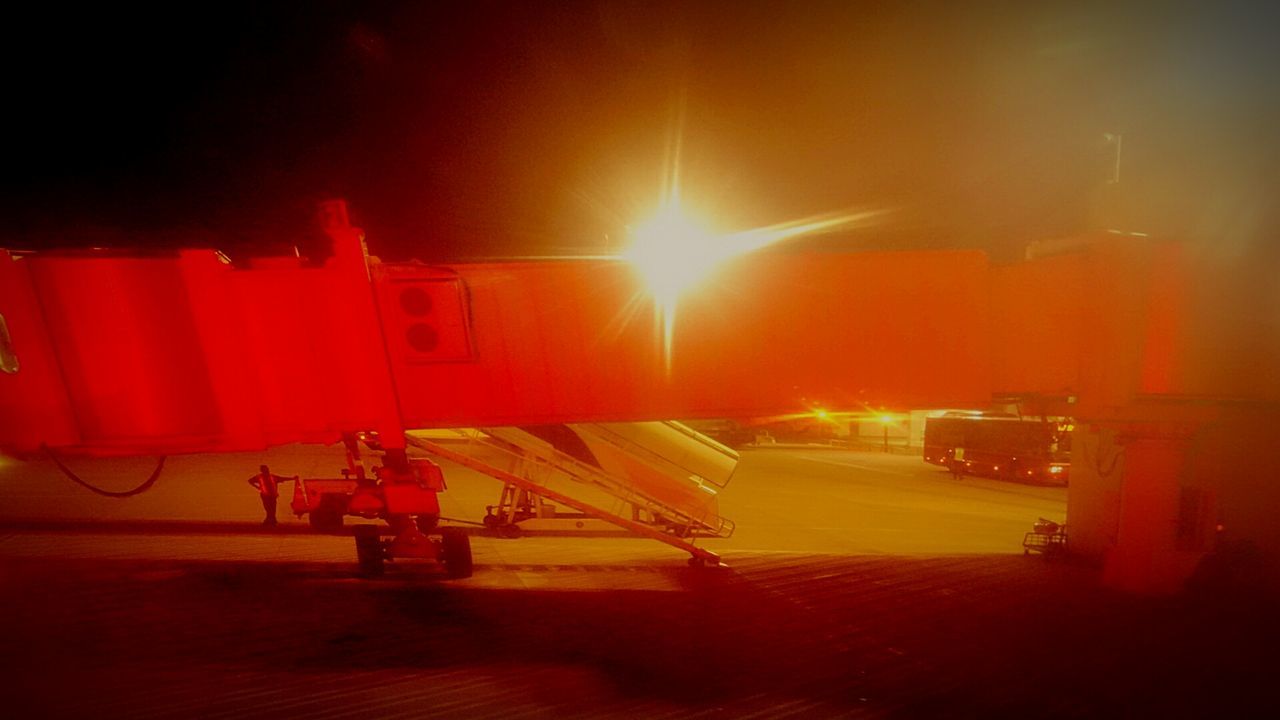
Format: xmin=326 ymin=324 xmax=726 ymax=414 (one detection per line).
xmin=441 ymin=528 xmax=473 ymax=579
xmin=354 ymin=525 xmax=385 ymax=576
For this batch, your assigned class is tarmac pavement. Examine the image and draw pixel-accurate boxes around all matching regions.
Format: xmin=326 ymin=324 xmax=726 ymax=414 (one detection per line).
xmin=0 ymin=446 xmax=1270 ymax=717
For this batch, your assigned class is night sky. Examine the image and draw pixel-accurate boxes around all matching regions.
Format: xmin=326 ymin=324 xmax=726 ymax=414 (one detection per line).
xmin=4 ymin=1 xmax=1278 ymax=262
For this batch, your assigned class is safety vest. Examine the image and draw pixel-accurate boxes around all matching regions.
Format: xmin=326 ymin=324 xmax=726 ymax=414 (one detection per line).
xmin=255 ymin=472 xmax=280 ymax=497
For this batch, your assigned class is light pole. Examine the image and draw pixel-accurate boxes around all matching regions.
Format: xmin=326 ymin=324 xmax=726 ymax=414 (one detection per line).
xmin=878 ymin=413 xmax=895 ymax=453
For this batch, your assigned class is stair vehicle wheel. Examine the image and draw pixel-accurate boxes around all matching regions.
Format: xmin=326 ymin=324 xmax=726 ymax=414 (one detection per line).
xmin=441 ymin=528 xmax=473 ymax=579
xmin=354 ymin=526 xmax=384 ymax=576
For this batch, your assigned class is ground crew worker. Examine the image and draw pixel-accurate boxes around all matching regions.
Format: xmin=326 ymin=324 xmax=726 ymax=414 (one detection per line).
xmin=248 ymin=465 xmax=288 ymax=525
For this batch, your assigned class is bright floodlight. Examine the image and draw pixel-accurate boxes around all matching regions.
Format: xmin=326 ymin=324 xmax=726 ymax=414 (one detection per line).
xmin=622 ymin=197 xmax=883 ymax=370
xmin=623 ymin=199 xmax=739 ymax=368
xmin=623 ymin=201 xmax=721 ymax=320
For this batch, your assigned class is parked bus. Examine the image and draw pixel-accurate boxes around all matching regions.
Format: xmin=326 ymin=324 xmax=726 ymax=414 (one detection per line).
xmin=923 ymin=414 xmax=1070 ymax=485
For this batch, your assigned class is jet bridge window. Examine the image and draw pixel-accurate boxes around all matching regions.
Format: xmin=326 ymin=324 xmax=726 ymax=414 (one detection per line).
xmin=379 ymin=278 xmax=474 ymax=363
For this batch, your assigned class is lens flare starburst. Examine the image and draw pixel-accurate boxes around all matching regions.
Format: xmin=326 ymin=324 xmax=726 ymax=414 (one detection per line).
xmin=622 ymin=198 xmax=882 ymax=372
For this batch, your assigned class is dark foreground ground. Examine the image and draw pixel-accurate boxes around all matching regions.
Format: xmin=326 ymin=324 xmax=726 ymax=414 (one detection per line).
xmin=1 ymin=551 xmax=1274 ymax=719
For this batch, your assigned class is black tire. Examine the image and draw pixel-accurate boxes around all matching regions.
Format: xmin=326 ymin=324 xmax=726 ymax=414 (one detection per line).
xmin=440 ymin=528 xmax=473 ymax=579
xmin=415 ymin=513 xmax=440 ymax=533
xmin=310 ymin=502 xmax=345 ymax=534
xmin=354 ymin=527 xmax=384 ymax=576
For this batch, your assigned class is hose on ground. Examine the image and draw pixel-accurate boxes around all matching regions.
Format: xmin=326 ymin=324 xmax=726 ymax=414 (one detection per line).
xmin=42 ymin=444 xmax=166 ymax=498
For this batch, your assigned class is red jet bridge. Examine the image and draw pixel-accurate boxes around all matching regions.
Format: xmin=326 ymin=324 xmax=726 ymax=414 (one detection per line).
xmin=2 ymin=202 xmax=1277 ymax=590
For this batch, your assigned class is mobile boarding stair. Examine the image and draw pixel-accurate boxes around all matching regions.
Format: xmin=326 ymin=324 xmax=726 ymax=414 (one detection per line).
xmin=406 ymin=421 xmax=736 ymax=566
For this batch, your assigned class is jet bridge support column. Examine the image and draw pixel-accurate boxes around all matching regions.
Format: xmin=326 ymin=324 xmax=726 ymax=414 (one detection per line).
xmin=1070 ymin=405 xmax=1280 ymax=595
xmin=1057 ymin=238 xmax=1280 ymax=594
xmin=1095 ymin=427 xmax=1204 ymax=594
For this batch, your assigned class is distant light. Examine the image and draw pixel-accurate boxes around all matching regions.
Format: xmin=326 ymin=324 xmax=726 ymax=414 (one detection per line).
xmin=878 ymin=413 xmax=896 ymax=424
xmin=815 ymin=408 xmax=831 ymax=421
